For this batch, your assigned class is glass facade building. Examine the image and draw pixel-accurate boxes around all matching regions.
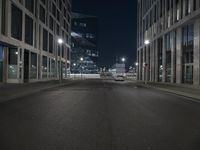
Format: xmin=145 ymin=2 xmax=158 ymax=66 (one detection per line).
xmin=71 ymin=13 xmax=99 ymax=74
xmin=137 ymin=0 xmax=200 ymax=85
xmin=0 ymin=0 xmax=72 ymax=83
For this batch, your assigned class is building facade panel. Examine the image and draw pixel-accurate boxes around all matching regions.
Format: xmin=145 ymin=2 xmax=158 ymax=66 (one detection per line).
xmin=137 ymin=0 xmax=200 ymax=86
xmin=0 ymin=0 xmax=72 ymax=83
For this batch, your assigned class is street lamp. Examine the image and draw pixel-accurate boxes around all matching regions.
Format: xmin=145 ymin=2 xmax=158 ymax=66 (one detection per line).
xmin=121 ymin=57 xmax=126 ymax=63
xmin=58 ymin=38 xmax=63 ymax=44
xmin=80 ymin=57 xmax=84 ymax=79
xmin=144 ymin=40 xmax=150 ymax=84
xmin=58 ymin=38 xmax=63 ymax=84
xmin=135 ymin=62 xmax=139 ymax=66
xmin=73 ymin=63 xmax=76 ymax=79
xmin=144 ymin=40 xmax=150 ymax=45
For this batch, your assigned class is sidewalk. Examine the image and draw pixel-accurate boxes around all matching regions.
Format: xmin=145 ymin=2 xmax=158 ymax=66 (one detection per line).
xmin=0 ymin=80 xmax=74 ymax=103
xmin=137 ymin=81 xmax=200 ymax=100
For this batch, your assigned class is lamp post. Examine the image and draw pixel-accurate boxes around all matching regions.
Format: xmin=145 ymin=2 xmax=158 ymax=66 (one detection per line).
xmin=80 ymin=57 xmax=83 ymax=79
xmin=144 ymin=40 xmax=150 ymax=84
xmin=73 ymin=63 xmax=76 ymax=79
xmin=58 ymin=38 xmax=63 ymax=84
xmin=121 ymin=57 xmax=126 ymax=76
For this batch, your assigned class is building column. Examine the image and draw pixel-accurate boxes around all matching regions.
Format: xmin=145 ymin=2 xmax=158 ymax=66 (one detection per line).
xmin=3 ymin=47 xmax=8 ymax=82
xmin=142 ymin=47 xmax=145 ymax=81
xmin=139 ymin=50 xmax=143 ymax=80
xmin=196 ymin=0 xmax=200 ymax=10
xmin=0 ymin=0 xmax=2 ymax=33
xmin=155 ymin=40 xmax=158 ymax=82
xmin=5 ymin=0 xmax=10 ymax=37
xmin=176 ymin=27 xmax=182 ymax=84
xmin=162 ymin=35 xmax=166 ymax=82
xmin=171 ymin=31 xmax=176 ymax=83
xmin=193 ymin=18 xmax=200 ymax=85
xmin=146 ymin=45 xmax=150 ymax=81
xmin=150 ymin=42 xmax=155 ymax=81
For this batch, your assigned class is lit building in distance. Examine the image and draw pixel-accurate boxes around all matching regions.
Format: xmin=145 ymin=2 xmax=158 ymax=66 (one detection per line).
xmin=71 ymin=13 xmax=99 ymax=74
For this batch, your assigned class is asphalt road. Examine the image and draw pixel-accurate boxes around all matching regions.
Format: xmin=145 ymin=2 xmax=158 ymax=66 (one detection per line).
xmin=0 ymin=80 xmax=200 ymax=150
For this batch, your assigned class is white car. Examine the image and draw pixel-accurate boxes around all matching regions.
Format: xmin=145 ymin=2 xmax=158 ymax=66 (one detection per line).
xmin=114 ymin=75 xmax=125 ymax=81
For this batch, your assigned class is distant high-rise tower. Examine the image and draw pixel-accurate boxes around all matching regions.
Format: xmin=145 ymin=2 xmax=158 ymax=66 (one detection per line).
xmin=71 ymin=13 xmax=99 ymax=74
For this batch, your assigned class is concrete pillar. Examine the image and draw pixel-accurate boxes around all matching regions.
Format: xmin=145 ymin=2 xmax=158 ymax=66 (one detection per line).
xmin=0 ymin=0 xmax=2 ymax=34
xmin=150 ymin=42 xmax=155 ymax=81
xmin=176 ymin=27 xmax=182 ymax=84
xmin=190 ymin=0 xmax=194 ymax=13
xmin=6 ymin=0 xmax=10 ymax=37
xmin=139 ymin=50 xmax=142 ymax=80
xmin=196 ymin=0 xmax=200 ymax=10
xmin=155 ymin=40 xmax=158 ymax=82
xmin=162 ymin=35 xmax=166 ymax=82
xmin=3 ymin=47 xmax=8 ymax=82
xmin=172 ymin=0 xmax=176 ymax=24
xmin=182 ymin=0 xmax=186 ymax=17
xmin=170 ymin=31 xmax=176 ymax=83
xmin=142 ymin=47 xmax=145 ymax=81
xmin=146 ymin=46 xmax=150 ymax=81
xmin=193 ymin=18 xmax=200 ymax=85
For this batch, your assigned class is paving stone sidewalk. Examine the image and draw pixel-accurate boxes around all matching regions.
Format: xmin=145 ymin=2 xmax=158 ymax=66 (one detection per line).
xmin=138 ymin=81 xmax=200 ymax=100
xmin=0 ymin=80 xmax=74 ymax=103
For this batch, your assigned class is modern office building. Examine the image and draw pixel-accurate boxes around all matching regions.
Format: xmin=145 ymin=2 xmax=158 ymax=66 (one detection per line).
xmin=0 ymin=0 xmax=71 ymax=83
xmin=71 ymin=13 xmax=99 ymax=74
xmin=137 ymin=0 xmax=200 ymax=85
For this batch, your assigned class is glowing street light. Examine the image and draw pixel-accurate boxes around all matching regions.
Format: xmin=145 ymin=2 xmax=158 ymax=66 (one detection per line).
xmin=121 ymin=57 xmax=126 ymax=63
xmin=144 ymin=40 xmax=150 ymax=45
xmin=80 ymin=57 xmax=84 ymax=61
xmin=57 ymin=38 xmax=63 ymax=83
xmin=135 ymin=62 xmax=139 ymax=66
xmin=58 ymin=38 xmax=63 ymax=44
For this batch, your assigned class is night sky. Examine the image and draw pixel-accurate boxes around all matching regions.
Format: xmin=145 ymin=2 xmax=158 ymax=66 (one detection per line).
xmin=72 ymin=0 xmax=137 ymax=68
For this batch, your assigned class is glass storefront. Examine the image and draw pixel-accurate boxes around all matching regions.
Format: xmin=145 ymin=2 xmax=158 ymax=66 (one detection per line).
xmin=42 ymin=56 xmax=48 ymax=78
xmin=158 ymin=38 xmax=163 ymax=82
xmin=182 ymin=24 xmax=194 ymax=84
xmin=8 ymin=48 xmax=18 ymax=79
xmin=165 ymin=33 xmax=172 ymax=82
xmin=30 ymin=52 xmax=37 ymax=79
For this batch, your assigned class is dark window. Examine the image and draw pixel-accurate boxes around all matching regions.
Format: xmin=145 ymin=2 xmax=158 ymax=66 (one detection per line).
xmin=49 ymin=33 xmax=53 ymax=53
xmin=25 ymin=15 xmax=33 ymax=45
xmin=25 ymin=0 xmax=34 ymax=13
xmin=40 ymin=5 xmax=45 ymax=23
xmin=57 ymin=24 xmax=60 ymax=35
xmin=30 ymin=52 xmax=37 ymax=79
xmin=52 ymin=3 xmax=56 ymax=17
xmin=43 ymin=29 xmax=48 ymax=51
xmin=41 ymin=0 xmax=46 ymax=5
xmin=57 ymin=10 xmax=60 ymax=21
xmin=59 ymin=0 xmax=62 ymax=10
xmin=11 ymin=4 xmax=22 ymax=40
xmin=42 ymin=56 xmax=48 ymax=78
xmin=49 ymin=16 xmax=54 ymax=31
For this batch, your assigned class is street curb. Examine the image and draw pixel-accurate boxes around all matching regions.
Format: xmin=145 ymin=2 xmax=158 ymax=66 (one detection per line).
xmin=0 ymin=81 xmax=75 ymax=103
xmin=138 ymin=83 xmax=200 ymax=103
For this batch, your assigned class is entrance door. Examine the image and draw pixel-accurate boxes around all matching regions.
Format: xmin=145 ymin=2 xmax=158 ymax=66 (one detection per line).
xmin=183 ymin=64 xmax=193 ymax=84
xmin=0 ymin=46 xmax=4 ymax=82
xmin=24 ymin=50 xmax=29 ymax=82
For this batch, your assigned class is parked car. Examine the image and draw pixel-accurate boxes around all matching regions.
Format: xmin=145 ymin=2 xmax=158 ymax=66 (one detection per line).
xmin=114 ymin=75 xmax=125 ymax=81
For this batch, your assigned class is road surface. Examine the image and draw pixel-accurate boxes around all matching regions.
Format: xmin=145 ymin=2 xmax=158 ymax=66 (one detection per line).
xmin=0 ymin=80 xmax=200 ymax=150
